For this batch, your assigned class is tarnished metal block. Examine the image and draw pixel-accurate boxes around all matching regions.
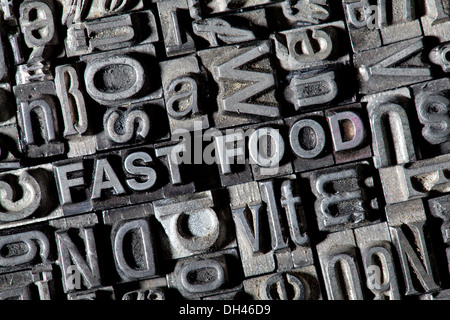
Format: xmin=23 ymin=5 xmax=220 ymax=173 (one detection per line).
xmin=166 ymin=248 xmax=243 ymax=299
xmin=363 ymin=88 xmax=417 ymax=169
xmin=160 ymin=55 xmax=209 ymax=133
xmin=303 ymin=161 xmax=380 ymax=232
xmin=342 ymin=0 xmax=422 ymax=52
xmin=0 ymin=224 xmax=54 ymax=274
xmin=428 ymin=194 xmax=450 ymax=280
xmin=203 ymin=0 xmax=273 ymax=15
xmin=0 ymin=164 xmax=62 ymax=229
xmin=197 ymin=41 xmax=281 ymax=129
xmin=54 ymin=64 xmax=93 ymax=158
xmin=354 ymin=37 xmax=432 ymax=94
xmin=317 ymin=229 xmax=364 ymax=300
xmin=379 ymin=154 xmax=450 ymax=204
xmin=386 ymin=200 xmax=441 ymax=296
xmin=18 ymin=0 xmax=60 ymax=62
xmin=65 ymin=10 xmax=159 ymax=57
xmin=265 ymin=0 xmax=330 ymax=29
xmin=430 ymin=42 xmax=450 ymax=73
xmin=411 ymin=78 xmax=450 ymax=156
xmin=246 ymin=121 xmax=293 ymax=181
xmin=49 ymin=213 xmax=102 ymax=293
xmin=342 ymin=0 xmax=382 ymax=53
xmin=284 ymin=111 xmax=334 ymax=173
xmin=192 ymin=9 xmax=267 ymax=49
xmin=57 ymin=0 xmax=144 ymax=24
xmin=421 ymin=0 xmax=450 ymax=42
xmin=95 ymin=99 xmax=170 ymax=152
xmin=80 ymin=44 xmax=163 ymax=106
xmin=325 ymin=103 xmax=371 ymax=164
xmin=353 ymin=223 xmax=401 ymax=300
xmin=0 ymin=124 xmax=21 ymax=171
xmin=0 ymin=265 xmax=54 ymax=300
xmin=67 ymin=286 xmax=115 ymax=300
xmin=156 ymin=0 xmax=196 ymax=57
xmin=272 ymin=21 xmax=350 ymax=71
xmin=243 ymin=266 xmax=322 ymax=300
xmin=153 ymin=190 xmax=235 ymax=260
xmin=228 ymin=176 xmax=312 ymax=277
xmin=102 ymin=203 xmax=158 ymax=282
xmin=14 ymin=81 xmax=65 ymax=158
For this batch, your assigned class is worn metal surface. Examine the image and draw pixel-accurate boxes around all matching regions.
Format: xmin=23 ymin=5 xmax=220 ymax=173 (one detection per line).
xmin=0 ymin=0 xmax=449 ymax=302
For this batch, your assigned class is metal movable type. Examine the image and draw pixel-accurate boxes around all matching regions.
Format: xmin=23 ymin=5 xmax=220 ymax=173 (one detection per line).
xmin=103 ymin=204 xmax=157 ymax=282
xmin=228 ymin=177 xmax=312 ymax=277
xmin=95 ymin=99 xmax=169 ymax=152
xmin=354 ymin=223 xmax=401 ymax=300
xmin=153 ymin=191 xmax=234 ymax=260
xmin=154 ymin=140 xmax=196 ymax=198
xmin=284 ymin=71 xmax=338 ymax=111
xmin=65 ymin=10 xmax=159 ymax=57
xmin=197 ymin=41 xmax=280 ymax=129
xmin=0 ymin=229 xmax=51 ymax=273
xmin=430 ymin=42 xmax=450 ymax=73
xmin=354 ymin=37 xmax=432 ymax=94
xmin=428 ymin=194 xmax=450 ymax=278
xmin=53 ymin=158 xmax=93 ymax=216
xmin=19 ymin=0 xmax=59 ymax=61
xmin=386 ymin=200 xmax=440 ymax=295
xmin=285 ymin=111 xmax=334 ymax=173
xmin=1 ymin=0 xmax=14 ymax=21
xmin=342 ymin=0 xmax=382 ymax=52
xmin=0 ymin=164 xmax=62 ymax=229
xmin=15 ymin=61 xmax=53 ymax=85
xmin=378 ymin=0 xmax=422 ymax=45
xmin=6 ymin=22 xmax=26 ymax=66
xmin=50 ymin=213 xmax=101 ymax=293
xmin=343 ymin=0 xmax=422 ymax=51
xmin=61 ymin=0 xmax=144 ymax=24
xmin=192 ymin=9 xmax=267 ymax=48
xmin=420 ymin=289 xmax=450 ymax=300
xmin=0 ymin=265 xmax=54 ymax=300
xmin=0 ymin=124 xmax=21 ymax=171
xmin=166 ymin=249 xmax=243 ymax=299
xmin=213 ymin=127 xmax=253 ymax=187
xmin=14 ymin=81 xmax=65 ymax=158
xmin=120 ymin=146 xmax=164 ymax=203
xmin=67 ymin=286 xmax=115 ymax=300
xmin=203 ymin=0 xmax=272 ymax=15
xmin=121 ymin=287 xmax=165 ymax=300
xmin=227 ymin=181 xmax=274 ymax=276
xmin=421 ymin=0 xmax=450 ymax=42
xmin=272 ymin=21 xmax=349 ymax=71
xmin=90 ymin=154 xmax=127 ymax=211
xmin=81 ymin=44 xmax=162 ymax=106
xmin=379 ymin=154 xmax=450 ymax=204
xmin=0 ymin=28 xmax=9 ymax=83
xmin=325 ymin=103 xmax=371 ymax=164
xmin=412 ymin=78 xmax=450 ymax=154
xmin=54 ymin=64 xmax=97 ymax=158
xmin=243 ymin=266 xmax=321 ymax=300
xmin=364 ymin=88 xmax=416 ymax=169
xmin=266 ymin=0 xmax=330 ymax=29
xmin=156 ymin=0 xmax=196 ymax=57
xmin=303 ymin=161 xmax=380 ymax=232
xmin=56 ymin=150 xmax=163 ymax=212
xmin=317 ymin=229 xmax=364 ymax=300
xmin=247 ymin=122 xmax=293 ymax=180
xmin=160 ymin=55 xmax=209 ymax=133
